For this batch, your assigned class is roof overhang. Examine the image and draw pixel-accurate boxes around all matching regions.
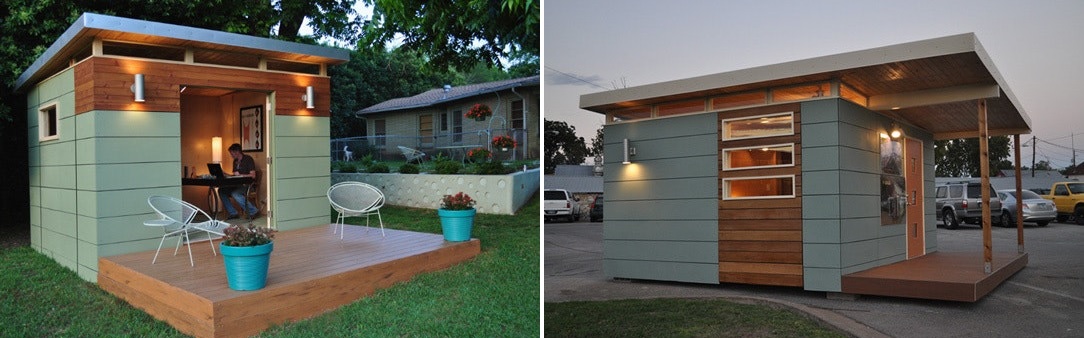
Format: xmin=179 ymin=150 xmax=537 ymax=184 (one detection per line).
xmin=15 ymin=13 xmax=350 ymax=92
xmin=580 ymin=33 xmax=1031 ymax=140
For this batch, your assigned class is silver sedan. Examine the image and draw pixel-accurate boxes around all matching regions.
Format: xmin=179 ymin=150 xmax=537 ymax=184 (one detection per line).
xmin=996 ymin=189 xmax=1056 ymax=227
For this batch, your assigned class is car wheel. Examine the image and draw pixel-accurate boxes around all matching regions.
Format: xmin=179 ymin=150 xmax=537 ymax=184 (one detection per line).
xmin=998 ymin=212 xmax=1013 ymax=228
xmin=1036 ymin=221 xmax=1049 ymax=227
xmin=1057 ymin=214 xmax=1069 ymax=223
xmin=1075 ymin=206 xmax=1084 ymax=225
xmin=943 ymin=209 xmax=959 ymax=229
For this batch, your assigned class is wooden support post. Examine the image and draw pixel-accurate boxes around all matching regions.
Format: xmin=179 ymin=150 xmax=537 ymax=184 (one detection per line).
xmin=1014 ymin=134 xmax=1025 ymax=253
xmin=979 ymin=99 xmax=992 ymax=274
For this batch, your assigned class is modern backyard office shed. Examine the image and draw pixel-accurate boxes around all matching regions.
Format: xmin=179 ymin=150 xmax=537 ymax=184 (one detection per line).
xmin=16 ymin=13 xmax=349 ymax=282
xmin=581 ymin=33 xmax=1033 ymax=301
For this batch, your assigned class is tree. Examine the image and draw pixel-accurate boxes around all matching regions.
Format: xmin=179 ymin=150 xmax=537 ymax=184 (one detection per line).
xmin=1034 ymin=160 xmax=1052 ymax=171
xmin=544 ymin=120 xmax=588 ymax=174
xmin=934 ymin=136 xmax=1012 ymax=177
xmin=589 ymin=127 xmax=604 ymax=157
xmin=362 ymin=0 xmax=540 ymax=72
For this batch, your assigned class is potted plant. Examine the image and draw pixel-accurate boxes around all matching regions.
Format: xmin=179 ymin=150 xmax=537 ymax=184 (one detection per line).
xmin=437 ymin=192 xmax=476 ymax=242
xmin=465 ymin=103 xmax=492 ymax=121
xmin=466 ymin=147 xmax=492 ymax=163
xmin=219 ymin=223 xmax=277 ymax=291
xmin=491 ymin=135 xmax=516 ymax=151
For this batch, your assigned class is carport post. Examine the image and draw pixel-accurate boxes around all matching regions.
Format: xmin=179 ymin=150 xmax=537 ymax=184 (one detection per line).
xmin=1014 ymin=134 xmax=1025 ymax=253
xmin=979 ymin=99 xmax=993 ymax=274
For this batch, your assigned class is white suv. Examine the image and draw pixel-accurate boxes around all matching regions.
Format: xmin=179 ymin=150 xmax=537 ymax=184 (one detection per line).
xmin=543 ymin=189 xmax=579 ymax=222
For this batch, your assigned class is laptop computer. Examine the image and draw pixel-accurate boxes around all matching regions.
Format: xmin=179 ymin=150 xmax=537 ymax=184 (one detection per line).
xmin=207 ymin=163 xmax=228 ymax=179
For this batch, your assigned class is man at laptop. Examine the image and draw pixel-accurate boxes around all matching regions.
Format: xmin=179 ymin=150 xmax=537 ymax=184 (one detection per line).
xmin=219 ymin=143 xmax=259 ymax=220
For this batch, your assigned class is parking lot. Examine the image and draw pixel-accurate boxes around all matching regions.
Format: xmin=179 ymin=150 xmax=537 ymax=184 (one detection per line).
xmin=545 ymin=220 xmax=1084 ymax=337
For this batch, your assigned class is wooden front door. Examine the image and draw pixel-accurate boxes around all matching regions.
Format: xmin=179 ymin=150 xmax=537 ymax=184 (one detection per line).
xmin=905 ymin=137 xmax=924 ymax=258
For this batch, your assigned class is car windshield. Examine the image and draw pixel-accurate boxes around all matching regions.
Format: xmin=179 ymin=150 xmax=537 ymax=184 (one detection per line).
xmin=1068 ymin=183 xmax=1084 ymax=194
xmin=1006 ymin=190 xmax=1043 ymax=200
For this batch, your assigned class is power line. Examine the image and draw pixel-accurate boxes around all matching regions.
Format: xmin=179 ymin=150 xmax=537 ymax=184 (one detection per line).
xmin=544 ymin=66 xmax=611 ymax=90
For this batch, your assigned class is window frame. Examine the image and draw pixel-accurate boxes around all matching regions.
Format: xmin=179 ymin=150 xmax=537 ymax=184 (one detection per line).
xmin=38 ymin=102 xmax=59 ymax=142
xmin=722 ymin=174 xmax=796 ymax=200
xmin=721 ymin=143 xmax=795 ymax=171
xmin=721 ymin=111 xmax=794 ymax=141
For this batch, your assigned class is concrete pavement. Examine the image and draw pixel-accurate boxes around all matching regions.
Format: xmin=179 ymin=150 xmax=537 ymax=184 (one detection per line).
xmin=545 ymin=221 xmax=1084 ymax=337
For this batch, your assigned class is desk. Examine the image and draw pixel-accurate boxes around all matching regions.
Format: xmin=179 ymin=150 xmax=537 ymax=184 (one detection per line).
xmin=435 ymin=145 xmax=482 ymax=162
xmin=182 ymin=176 xmax=253 ymax=219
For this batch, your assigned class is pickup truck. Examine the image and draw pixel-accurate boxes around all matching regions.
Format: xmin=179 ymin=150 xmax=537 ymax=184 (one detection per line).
xmin=544 ymin=189 xmax=579 ymax=223
xmin=1041 ymin=182 xmax=1084 ymax=224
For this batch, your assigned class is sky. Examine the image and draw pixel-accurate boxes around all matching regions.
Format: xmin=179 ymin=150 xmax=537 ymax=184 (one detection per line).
xmin=544 ymin=0 xmax=1084 ymax=169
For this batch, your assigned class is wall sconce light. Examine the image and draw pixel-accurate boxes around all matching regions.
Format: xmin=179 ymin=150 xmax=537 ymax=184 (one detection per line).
xmin=211 ymin=136 xmax=222 ymax=163
xmin=302 ymin=86 xmax=315 ymax=109
xmin=622 ymin=138 xmax=636 ymax=164
xmin=890 ymin=122 xmax=902 ymax=139
xmin=131 ymin=74 xmax=145 ymax=102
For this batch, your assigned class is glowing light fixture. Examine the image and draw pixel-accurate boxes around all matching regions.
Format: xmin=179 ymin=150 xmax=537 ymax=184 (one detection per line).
xmin=131 ymin=74 xmax=145 ymax=102
xmin=303 ymin=86 xmax=315 ymax=109
xmin=890 ymin=122 xmax=902 ymax=139
xmin=212 ymin=136 xmax=222 ymax=163
xmin=622 ymin=138 xmax=635 ymax=164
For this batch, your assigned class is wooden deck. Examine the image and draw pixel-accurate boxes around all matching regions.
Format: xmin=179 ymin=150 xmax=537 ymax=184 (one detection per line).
xmin=841 ymin=251 xmax=1027 ymax=302
xmin=98 ymin=225 xmax=481 ymax=338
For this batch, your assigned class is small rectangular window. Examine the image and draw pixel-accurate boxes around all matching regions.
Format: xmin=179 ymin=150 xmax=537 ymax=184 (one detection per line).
xmin=772 ymin=82 xmax=830 ymax=102
xmin=39 ymin=103 xmax=59 ymax=141
xmin=609 ymin=106 xmax=652 ymax=122
xmin=721 ymin=112 xmax=793 ymax=140
xmin=712 ymin=91 xmax=767 ymax=110
xmin=374 ymin=119 xmax=386 ymax=146
xmin=656 ymin=99 xmax=704 ymax=117
xmin=511 ymin=100 xmax=525 ymax=129
xmin=723 ymin=144 xmax=794 ymax=170
xmin=724 ymin=175 xmax=795 ymax=199
xmin=452 ymin=110 xmax=463 ymax=142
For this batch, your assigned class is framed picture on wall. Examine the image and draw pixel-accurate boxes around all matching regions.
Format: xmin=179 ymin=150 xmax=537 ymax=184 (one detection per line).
xmin=240 ymin=105 xmax=263 ymax=152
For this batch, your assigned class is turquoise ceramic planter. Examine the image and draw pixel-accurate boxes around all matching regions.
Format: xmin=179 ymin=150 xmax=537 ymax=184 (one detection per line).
xmin=438 ymin=208 xmax=475 ymax=242
xmin=220 ymin=242 xmax=273 ymax=291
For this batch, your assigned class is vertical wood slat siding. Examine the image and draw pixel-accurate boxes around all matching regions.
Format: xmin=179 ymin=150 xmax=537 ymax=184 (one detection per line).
xmin=718 ymin=104 xmax=803 ymax=287
xmin=74 ymin=56 xmax=330 ymax=116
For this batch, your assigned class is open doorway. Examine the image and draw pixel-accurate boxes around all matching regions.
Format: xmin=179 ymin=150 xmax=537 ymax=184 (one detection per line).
xmin=179 ymin=86 xmax=271 ymax=225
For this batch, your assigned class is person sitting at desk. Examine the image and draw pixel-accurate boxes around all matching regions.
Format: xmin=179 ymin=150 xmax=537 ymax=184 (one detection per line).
xmin=219 ymin=143 xmax=259 ymax=220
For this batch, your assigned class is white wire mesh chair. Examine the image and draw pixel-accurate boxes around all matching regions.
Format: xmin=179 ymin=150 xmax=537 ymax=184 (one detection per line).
xmin=397 ymin=145 xmax=426 ymax=164
xmin=327 ymin=181 xmax=386 ymax=239
xmin=144 ymin=195 xmax=232 ymax=266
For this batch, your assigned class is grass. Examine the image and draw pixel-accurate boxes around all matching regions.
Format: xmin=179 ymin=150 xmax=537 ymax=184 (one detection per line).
xmin=0 ymin=194 xmax=540 ymax=337
xmin=545 ymin=298 xmax=845 ymax=338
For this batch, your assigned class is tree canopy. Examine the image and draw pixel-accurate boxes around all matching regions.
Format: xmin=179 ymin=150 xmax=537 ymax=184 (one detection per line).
xmin=934 ymin=136 xmax=1012 ymax=177
xmin=544 ymin=120 xmax=589 ymax=174
xmin=362 ymin=0 xmax=540 ymax=71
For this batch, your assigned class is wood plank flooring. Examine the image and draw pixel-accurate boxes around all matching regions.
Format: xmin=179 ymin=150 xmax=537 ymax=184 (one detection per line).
xmin=841 ymin=251 xmax=1028 ymax=302
xmin=98 ymin=224 xmax=480 ymax=338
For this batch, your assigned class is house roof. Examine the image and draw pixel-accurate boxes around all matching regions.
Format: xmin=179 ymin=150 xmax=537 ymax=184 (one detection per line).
xmin=356 ymin=75 xmax=540 ymax=116
xmin=580 ymin=33 xmax=1031 ymax=140
xmin=544 ymin=175 xmax=603 ymax=194
xmin=15 ymin=13 xmax=350 ymax=92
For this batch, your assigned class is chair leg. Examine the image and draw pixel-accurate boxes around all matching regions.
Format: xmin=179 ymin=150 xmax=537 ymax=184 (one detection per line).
xmin=183 ymin=230 xmax=194 ymax=267
xmin=376 ymin=211 xmax=385 ymax=237
xmin=152 ymin=235 xmax=169 ymax=264
xmin=207 ymin=230 xmax=218 ymax=256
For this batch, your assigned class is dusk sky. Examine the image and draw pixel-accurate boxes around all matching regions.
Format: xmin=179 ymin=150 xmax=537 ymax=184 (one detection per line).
xmin=544 ymin=0 xmax=1084 ymax=168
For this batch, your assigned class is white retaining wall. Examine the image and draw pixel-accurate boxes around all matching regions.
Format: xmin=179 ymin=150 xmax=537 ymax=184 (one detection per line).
xmin=332 ymin=168 xmax=540 ymax=215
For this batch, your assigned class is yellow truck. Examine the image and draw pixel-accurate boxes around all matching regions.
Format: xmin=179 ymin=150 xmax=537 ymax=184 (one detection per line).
xmin=1041 ymin=182 xmax=1084 ymax=225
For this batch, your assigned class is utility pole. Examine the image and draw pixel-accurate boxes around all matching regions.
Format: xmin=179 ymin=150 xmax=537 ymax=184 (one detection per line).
xmin=1032 ymin=135 xmax=1036 ymax=177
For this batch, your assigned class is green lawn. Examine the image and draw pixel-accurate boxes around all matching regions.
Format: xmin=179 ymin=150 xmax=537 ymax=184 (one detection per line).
xmin=0 ymin=195 xmax=540 ymax=337
xmin=546 ymin=298 xmax=845 ymax=338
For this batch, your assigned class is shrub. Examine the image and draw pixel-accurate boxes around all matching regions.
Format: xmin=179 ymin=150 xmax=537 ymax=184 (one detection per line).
xmin=358 ymin=154 xmax=376 ymax=168
xmin=434 ymin=160 xmax=462 ymax=174
xmin=399 ymin=163 xmax=420 ymax=174
xmin=368 ymin=163 xmax=390 ymax=173
xmin=339 ymin=163 xmax=357 ymax=173
xmin=475 ymin=161 xmax=510 ymax=175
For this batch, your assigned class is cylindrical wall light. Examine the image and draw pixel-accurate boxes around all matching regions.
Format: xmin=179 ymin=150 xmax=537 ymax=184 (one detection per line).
xmin=132 ymin=74 xmax=145 ymax=102
xmin=212 ymin=136 xmax=222 ymax=163
xmin=622 ymin=138 xmax=632 ymax=164
xmin=303 ymin=86 xmax=315 ymax=109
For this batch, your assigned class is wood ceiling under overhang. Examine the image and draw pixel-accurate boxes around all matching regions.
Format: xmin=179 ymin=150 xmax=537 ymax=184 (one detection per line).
xmin=580 ymin=33 xmax=1031 ymax=140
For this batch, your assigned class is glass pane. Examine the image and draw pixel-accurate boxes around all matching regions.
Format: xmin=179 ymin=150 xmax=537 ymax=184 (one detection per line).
xmin=772 ymin=82 xmax=830 ymax=102
xmin=712 ymin=91 xmax=767 ymax=110
xmin=726 ymin=177 xmax=794 ymax=199
xmin=610 ymin=106 xmax=652 ymax=122
xmin=724 ymin=144 xmax=794 ymax=170
xmin=656 ymin=99 xmax=704 ymax=117
xmin=723 ymin=113 xmax=793 ymax=140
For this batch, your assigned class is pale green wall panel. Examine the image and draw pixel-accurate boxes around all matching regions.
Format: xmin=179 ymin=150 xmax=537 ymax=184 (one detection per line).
xmin=803 ymin=195 xmax=840 ymax=219
xmin=800 ymin=147 xmax=840 ymax=171
xmin=34 ymin=68 xmax=75 ymax=104
xmin=838 ymin=123 xmax=879 ymax=152
xmin=39 ymin=141 xmax=76 ymax=166
xmin=839 ymin=195 xmax=879 ymax=219
xmin=802 ymin=171 xmax=840 ymax=195
xmin=605 ymin=240 xmax=717 ymax=263
xmin=276 ymin=217 xmax=328 ymax=231
xmin=603 ymin=177 xmax=717 ymax=200
xmin=803 ymin=267 xmax=841 ymax=291
xmin=28 ymin=145 xmax=40 ymax=167
xmin=79 ymin=213 xmax=162 ymax=245
xmin=804 ymin=243 xmax=841 ymax=268
xmin=274 ymin=157 xmax=329 ymax=179
xmin=78 ymin=187 xmax=179 ymax=219
xmin=41 ymin=207 xmax=77 ymax=236
xmin=838 ymin=147 xmax=879 ymax=171
xmin=840 ymin=218 xmax=880 ymax=242
xmin=277 ymin=176 xmax=332 ymax=198
xmin=801 ymin=123 xmax=839 ymax=147
xmin=798 ymin=100 xmax=838 ymax=123
xmin=274 ymin=196 xmax=328 ymax=224
xmin=607 ymin=198 xmax=718 ymax=221
xmin=802 ymin=219 xmax=841 ymax=243
xmin=604 ymin=260 xmax=718 ymax=284
xmin=603 ymin=156 xmax=717 ymax=182
xmin=77 ymin=137 xmax=180 ymax=165
xmin=78 ymin=110 xmax=180 ymax=138
xmin=276 ymin=136 xmax=331 ymax=157
xmin=274 ymin=115 xmax=329 ymax=137
xmin=77 ymin=162 xmax=180 ymax=191
xmin=840 ymin=240 xmax=879 ymax=267
xmin=604 ymin=220 xmax=720 ymax=241
xmin=40 ymin=187 xmax=77 ymax=214
xmin=40 ymin=228 xmax=78 ymax=270
xmin=839 ymin=172 xmax=878 ymax=195
xmin=39 ymin=165 xmax=76 ymax=189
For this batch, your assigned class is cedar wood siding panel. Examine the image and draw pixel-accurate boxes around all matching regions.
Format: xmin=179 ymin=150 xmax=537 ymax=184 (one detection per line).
xmin=717 ymin=103 xmax=803 ymax=287
xmin=800 ymin=99 xmax=937 ymax=292
xmin=603 ymin=113 xmax=720 ymax=284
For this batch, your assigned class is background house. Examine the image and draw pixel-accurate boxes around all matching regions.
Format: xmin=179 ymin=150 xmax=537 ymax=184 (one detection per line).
xmin=350 ymin=75 xmax=540 ymax=162
xmin=16 ymin=13 xmax=348 ymax=281
xmin=545 ymin=164 xmax=603 ymax=221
